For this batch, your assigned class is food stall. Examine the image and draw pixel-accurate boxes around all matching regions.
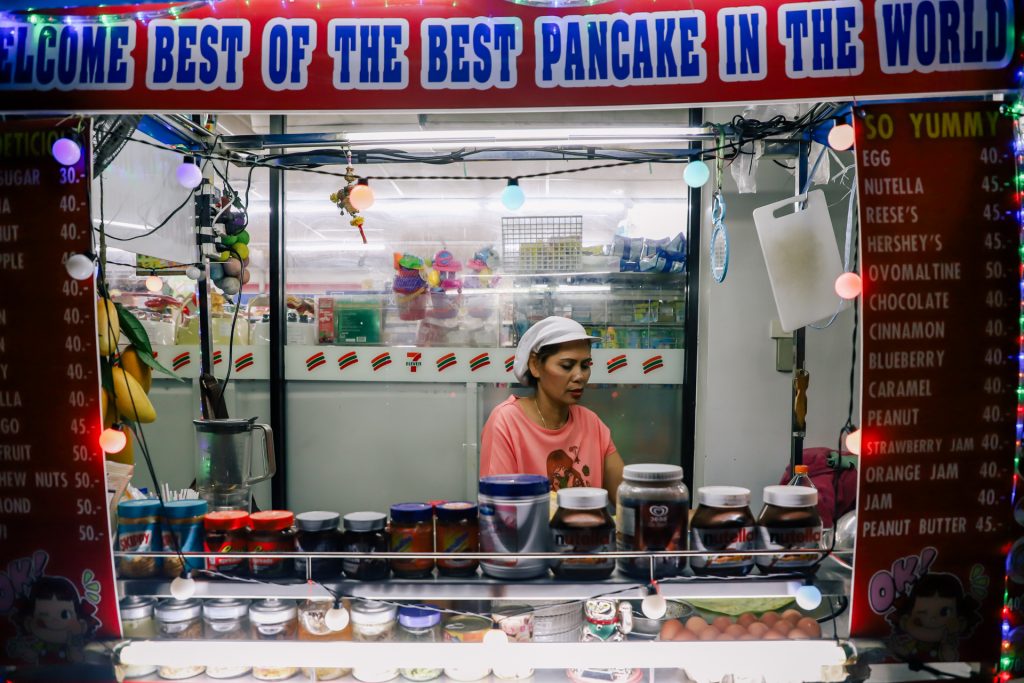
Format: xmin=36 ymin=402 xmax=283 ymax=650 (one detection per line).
xmin=0 ymin=1 xmax=1021 ymax=682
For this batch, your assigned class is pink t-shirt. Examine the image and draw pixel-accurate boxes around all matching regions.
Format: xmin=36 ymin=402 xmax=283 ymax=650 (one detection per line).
xmin=480 ymin=396 xmax=617 ymax=491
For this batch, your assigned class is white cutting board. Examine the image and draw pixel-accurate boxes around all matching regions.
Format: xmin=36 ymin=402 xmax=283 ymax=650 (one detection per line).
xmin=752 ymin=190 xmax=843 ymax=332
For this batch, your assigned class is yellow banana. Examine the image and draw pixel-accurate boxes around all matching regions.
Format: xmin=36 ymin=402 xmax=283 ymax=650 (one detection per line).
xmin=120 ymin=346 xmax=152 ymax=393
xmin=97 ymin=298 xmax=119 ymax=356
xmin=112 ymin=367 xmax=157 ymax=423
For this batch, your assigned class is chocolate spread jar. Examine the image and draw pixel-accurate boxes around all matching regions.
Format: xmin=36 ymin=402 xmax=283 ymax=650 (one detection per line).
xmin=616 ymin=464 xmax=690 ymax=578
xmin=689 ymin=486 xmax=756 ymax=577
xmin=551 ymin=487 xmax=615 ymax=580
xmin=756 ymin=485 xmax=822 ymax=574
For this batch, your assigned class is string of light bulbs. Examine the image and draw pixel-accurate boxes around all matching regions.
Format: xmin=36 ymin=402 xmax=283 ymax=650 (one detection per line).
xmin=0 ymin=1 xmax=214 ymax=25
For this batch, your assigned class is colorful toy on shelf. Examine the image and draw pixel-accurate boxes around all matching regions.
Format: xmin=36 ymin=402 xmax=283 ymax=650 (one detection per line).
xmin=428 ymin=250 xmax=462 ymax=320
xmin=465 ymin=246 xmax=500 ymax=320
xmin=614 ymin=233 xmax=686 ymax=274
xmin=393 ymin=253 xmax=429 ymax=321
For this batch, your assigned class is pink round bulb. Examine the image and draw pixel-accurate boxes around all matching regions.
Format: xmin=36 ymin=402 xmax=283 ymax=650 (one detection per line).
xmin=827 ymin=123 xmax=855 ymax=151
xmin=350 ymin=183 xmax=375 ymax=211
xmin=834 ymin=272 xmax=862 ymax=299
xmin=52 ymin=138 xmax=82 ymax=166
xmin=99 ymin=427 xmax=127 ymax=453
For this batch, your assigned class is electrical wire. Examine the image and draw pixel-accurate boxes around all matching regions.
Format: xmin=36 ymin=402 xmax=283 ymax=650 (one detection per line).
xmin=215 ymin=254 xmax=245 ymax=407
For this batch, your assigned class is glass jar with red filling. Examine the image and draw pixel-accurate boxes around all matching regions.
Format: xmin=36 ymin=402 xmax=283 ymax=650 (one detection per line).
xmin=204 ymin=511 xmax=250 ymax=577
xmin=249 ymin=511 xmax=296 ymax=579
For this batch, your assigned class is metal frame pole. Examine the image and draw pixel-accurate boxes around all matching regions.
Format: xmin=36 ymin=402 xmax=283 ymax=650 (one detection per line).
xmin=269 ymin=114 xmax=288 ymax=508
xmin=791 ymin=141 xmax=810 ymax=470
xmin=681 ymin=108 xmax=703 ymax=492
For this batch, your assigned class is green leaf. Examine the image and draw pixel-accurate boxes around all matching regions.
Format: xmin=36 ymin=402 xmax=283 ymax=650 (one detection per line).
xmin=114 ymin=303 xmax=185 ymax=382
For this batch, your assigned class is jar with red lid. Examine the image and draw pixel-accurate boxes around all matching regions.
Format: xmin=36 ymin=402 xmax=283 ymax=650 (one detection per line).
xmin=436 ymin=502 xmax=478 ymax=577
xmin=249 ymin=511 xmax=296 ymax=579
xmin=204 ymin=511 xmax=250 ymax=577
xmin=389 ymin=503 xmax=434 ymax=579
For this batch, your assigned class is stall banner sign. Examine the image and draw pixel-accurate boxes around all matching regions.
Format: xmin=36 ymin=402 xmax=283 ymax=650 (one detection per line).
xmin=0 ymin=0 xmax=1019 ymax=111
xmin=0 ymin=119 xmax=121 ymax=665
xmin=851 ymin=101 xmax=1018 ymax=665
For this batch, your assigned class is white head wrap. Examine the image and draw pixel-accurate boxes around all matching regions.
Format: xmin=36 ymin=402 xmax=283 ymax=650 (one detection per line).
xmin=513 ymin=316 xmax=599 ymax=386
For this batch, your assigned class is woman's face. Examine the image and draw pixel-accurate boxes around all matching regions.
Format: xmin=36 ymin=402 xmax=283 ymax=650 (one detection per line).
xmin=530 ymin=340 xmax=593 ymax=407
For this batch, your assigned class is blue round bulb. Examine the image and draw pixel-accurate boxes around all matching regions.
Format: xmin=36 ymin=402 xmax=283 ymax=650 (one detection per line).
xmin=795 ymin=584 xmax=822 ymax=610
xmin=683 ymin=160 xmax=710 ymax=188
xmin=501 ymin=183 xmax=525 ymax=211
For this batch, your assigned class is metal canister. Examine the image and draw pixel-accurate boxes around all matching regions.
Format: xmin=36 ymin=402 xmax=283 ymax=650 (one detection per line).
xmin=478 ymin=475 xmax=551 ymax=579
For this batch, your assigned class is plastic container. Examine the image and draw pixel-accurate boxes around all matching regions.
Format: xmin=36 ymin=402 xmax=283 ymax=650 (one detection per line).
xmin=204 ymin=510 xmax=249 ymax=576
xmin=298 ymin=599 xmax=351 ymax=681
xmin=690 ymin=486 xmax=756 ymax=577
xmin=491 ymin=604 xmax=535 ymax=680
xmin=444 ymin=615 xmax=493 ymax=682
xmin=756 ymin=485 xmax=822 ymax=574
xmin=155 ymin=599 xmax=205 ymax=679
xmin=351 ymin=600 xmax=398 ymax=682
xmin=249 ymin=511 xmax=296 ymax=579
xmin=118 ymin=499 xmax=162 ymax=578
xmin=249 ymin=599 xmax=299 ymax=681
xmin=551 ymin=487 xmax=615 ymax=580
xmin=120 ymin=597 xmax=157 ymax=678
xmin=202 ymin=598 xmax=251 ymax=679
xmin=479 ymin=474 xmax=551 ymax=579
xmin=436 ymin=502 xmax=479 ymax=577
xmin=161 ymin=499 xmax=208 ymax=578
xmin=342 ymin=512 xmax=390 ymax=580
xmin=294 ymin=511 xmax=343 ymax=579
xmin=398 ymin=606 xmax=443 ymax=681
xmin=616 ymin=464 xmax=690 ymax=578
xmin=389 ymin=503 xmax=434 ymax=579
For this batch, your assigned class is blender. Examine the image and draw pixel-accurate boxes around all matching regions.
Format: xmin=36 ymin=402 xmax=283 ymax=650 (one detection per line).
xmin=194 ymin=418 xmax=276 ymax=511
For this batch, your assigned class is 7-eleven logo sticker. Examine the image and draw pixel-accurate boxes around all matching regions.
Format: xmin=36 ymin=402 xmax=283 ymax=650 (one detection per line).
xmin=306 ymin=352 xmax=327 ymax=372
xmin=607 ymin=354 xmax=628 ymax=374
xmin=504 ymin=355 xmax=515 ymax=373
xmin=213 ymin=350 xmax=223 ymax=365
xmin=235 ymin=352 xmax=254 ymax=372
xmin=338 ymin=351 xmax=358 ymax=371
xmin=470 ymin=353 xmax=490 ymax=372
xmin=371 ymin=352 xmax=392 ymax=371
xmin=643 ymin=355 xmax=664 ymax=374
xmin=172 ymin=351 xmax=191 ymax=371
xmin=436 ymin=353 xmax=457 ymax=372
xmin=407 ymin=352 xmax=423 ymax=372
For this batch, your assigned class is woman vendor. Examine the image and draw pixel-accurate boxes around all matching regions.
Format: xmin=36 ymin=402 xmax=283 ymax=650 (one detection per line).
xmin=480 ymin=316 xmax=626 ymax=503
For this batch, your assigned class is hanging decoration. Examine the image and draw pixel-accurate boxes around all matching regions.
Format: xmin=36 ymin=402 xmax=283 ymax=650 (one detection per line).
xmin=329 ymin=161 xmax=369 ymax=244
xmin=709 ymin=131 xmax=729 ymax=284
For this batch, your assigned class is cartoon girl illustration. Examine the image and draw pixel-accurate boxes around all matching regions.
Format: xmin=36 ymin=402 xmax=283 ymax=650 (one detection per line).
xmin=885 ymin=571 xmax=983 ymax=662
xmin=7 ymin=574 xmax=100 ymax=664
xmin=546 ymin=449 xmax=587 ymax=491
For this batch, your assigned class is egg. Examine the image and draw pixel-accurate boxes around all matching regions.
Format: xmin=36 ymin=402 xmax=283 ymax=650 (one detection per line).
xmin=716 ymin=631 xmax=737 ymax=641
xmin=762 ymin=629 xmax=785 ymax=640
xmin=660 ymin=620 xmax=684 ymax=641
xmin=725 ymin=624 xmax=747 ymax=638
xmin=788 ymin=628 xmax=810 ymax=640
xmin=760 ymin=612 xmax=780 ymax=627
xmin=698 ymin=626 xmax=720 ymax=641
xmin=746 ymin=622 xmax=769 ymax=639
xmin=712 ymin=616 xmax=733 ymax=631
xmin=737 ymin=612 xmax=757 ymax=627
xmin=781 ymin=609 xmax=804 ymax=623
xmin=685 ymin=616 xmax=709 ymax=634
xmin=674 ymin=628 xmax=698 ymax=641
xmin=738 ymin=633 xmax=756 ymax=641
xmin=796 ymin=618 xmax=822 ymax=638
xmin=772 ymin=620 xmax=793 ymax=636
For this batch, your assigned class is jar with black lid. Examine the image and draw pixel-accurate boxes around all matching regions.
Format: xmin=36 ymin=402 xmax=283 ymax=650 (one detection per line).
xmin=342 ymin=512 xmax=390 ymax=580
xmin=294 ymin=511 xmax=343 ymax=579
xmin=756 ymin=485 xmax=822 ymax=574
xmin=690 ymin=486 xmax=756 ymax=577
xmin=551 ymin=487 xmax=615 ymax=580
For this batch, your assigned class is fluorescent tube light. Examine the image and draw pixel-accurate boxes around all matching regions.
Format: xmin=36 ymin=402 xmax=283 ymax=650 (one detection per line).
xmin=287 ymin=241 xmax=387 ymax=253
xmin=344 ymin=127 xmax=709 ymax=149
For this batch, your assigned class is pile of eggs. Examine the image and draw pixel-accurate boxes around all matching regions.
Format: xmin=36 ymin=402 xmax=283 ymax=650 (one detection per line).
xmin=659 ymin=609 xmax=822 ymax=641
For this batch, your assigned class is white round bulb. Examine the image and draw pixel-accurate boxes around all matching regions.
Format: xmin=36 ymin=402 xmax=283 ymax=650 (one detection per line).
xmin=795 ymin=585 xmax=822 ymax=611
xmin=845 ymin=429 xmax=861 ymax=456
xmin=65 ymin=253 xmax=94 ymax=280
xmin=683 ymin=160 xmax=711 ymax=188
xmin=185 ymin=266 xmax=203 ymax=281
xmin=325 ymin=605 xmax=350 ymax=632
xmin=170 ymin=575 xmax=196 ymax=600
xmin=483 ymin=628 xmax=509 ymax=646
xmin=641 ymin=593 xmax=667 ymax=619
xmin=145 ymin=275 xmax=163 ymax=293
xmin=176 ymin=162 xmax=203 ymax=189
xmin=827 ymin=123 xmax=856 ymax=151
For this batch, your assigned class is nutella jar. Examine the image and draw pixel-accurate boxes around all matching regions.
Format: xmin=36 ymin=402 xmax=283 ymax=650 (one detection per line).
xmin=616 ymin=464 xmax=690 ymax=578
xmin=756 ymin=485 xmax=822 ymax=574
xmin=690 ymin=486 xmax=756 ymax=577
xmin=551 ymin=487 xmax=615 ymax=580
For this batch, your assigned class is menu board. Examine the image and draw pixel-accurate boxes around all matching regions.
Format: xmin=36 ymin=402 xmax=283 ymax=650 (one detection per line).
xmin=0 ymin=119 xmax=120 ymax=665
xmin=850 ymin=101 xmax=1018 ymax=664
